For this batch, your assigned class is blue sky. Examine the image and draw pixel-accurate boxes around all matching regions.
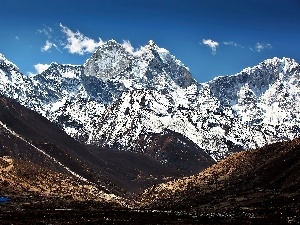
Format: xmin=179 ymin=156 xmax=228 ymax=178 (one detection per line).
xmin=0 ymin=0 xmax=299 ymax=82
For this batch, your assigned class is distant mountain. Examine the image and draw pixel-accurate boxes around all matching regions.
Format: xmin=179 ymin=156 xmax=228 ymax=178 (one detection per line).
xmin=1 ymin=41 xmax=300 ymax=163
xmin=137 ymin=138 xmax=300 ymax=221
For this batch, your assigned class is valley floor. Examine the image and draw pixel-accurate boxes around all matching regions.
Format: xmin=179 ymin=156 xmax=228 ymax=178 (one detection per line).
xmin=0 ymin=194 xmax=299 ymax=225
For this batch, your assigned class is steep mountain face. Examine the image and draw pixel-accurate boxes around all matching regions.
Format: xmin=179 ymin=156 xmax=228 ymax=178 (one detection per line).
xmin=1 ymin=42 xmax=300 ymax=162
xmin=208 ymin=57 xmax=300 ymax=150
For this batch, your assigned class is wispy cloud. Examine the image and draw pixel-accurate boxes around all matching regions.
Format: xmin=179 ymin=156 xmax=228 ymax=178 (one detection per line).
xmin=251 ymin=42 xmax=272 ymax=52
xmin=38 ymin=24 xmax=148 ymax=57
xmin=41 ymin=40 xmax=53 ymax=52
xmin=38 ymin=25 xmax=53 ymax=38
xmin=38 ymin=23 xmax=105 ymax=55
xmin=59 ymin=23 xmax=104 ymax=55
xmin=15 ymin=36 xmax=19 ymax=40
xmin=202 ymin=39 xmax=219 ymax=55
xmin=27 ymin=63 xmax=50 ymax=76
xmin=41 ymin=40 xmax=60 ymax=52
xmin=223 ymin=41 xmax=243 ymax=48
xmin=201 ymin=38 xmax=273 ymax=54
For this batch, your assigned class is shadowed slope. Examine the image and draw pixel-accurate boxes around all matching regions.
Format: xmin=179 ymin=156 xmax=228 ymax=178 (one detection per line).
xmin=134 ymin=129 xmax=215 ymax=174
xmin=0 ymin=95 xmax=205 ymax=196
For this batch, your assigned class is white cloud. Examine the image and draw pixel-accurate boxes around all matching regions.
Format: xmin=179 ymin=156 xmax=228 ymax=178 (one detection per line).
xmin=41 ymin=40 xmax=53 ymax=52
xmin=251 ymin=43 xmax=272 ymax=52
xmin=41 ymin=40 xmax=61 ymax=52
xmin=27 ymin=72 xmax=35 ymax=76
xmin=202 ymin=39 xmax=219 ymax=55
xmin=121 ymin=40 xmax=145 ymax=56
xmin=27 ymin=63 xmax=50 ymax=76
xmin=34 ymin=63 xmax=50 ymax=73
xmin=122 ymin=40 xmax=135 ymax=54
xmin=59 ymin=23 xmax=104 ymax=55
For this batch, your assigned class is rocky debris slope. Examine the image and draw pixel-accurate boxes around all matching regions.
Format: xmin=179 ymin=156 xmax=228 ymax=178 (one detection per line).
xmin=1 ymin=43 xmax=300 ymax=162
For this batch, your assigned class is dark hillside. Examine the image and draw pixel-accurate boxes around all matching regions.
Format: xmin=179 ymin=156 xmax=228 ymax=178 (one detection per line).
xmin=0 ymin=95 xmax=211 ymax=196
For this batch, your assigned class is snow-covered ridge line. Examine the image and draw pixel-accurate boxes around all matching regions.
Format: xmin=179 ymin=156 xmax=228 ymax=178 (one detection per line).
xmin=208 ymin=57 xmax=297 ymax=83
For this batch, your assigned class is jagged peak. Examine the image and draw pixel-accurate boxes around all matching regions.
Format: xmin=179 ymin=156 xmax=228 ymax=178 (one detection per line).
xmin=257 ymin=57 xmax=298 ymax=69
xmin=87 ymin=39 xmax=121 ymax=56
xmin=49 ymin=62 xmax=58 ymax=66
xmin=146 ymin=40 xmax=156 ymax=46
xmin=37 ymin=62 xmax=83 ymax=80
xmin=86 ymin=40 xmax=127 ymax=62
xmin=47 ymin=62 xmax=82 ymax=68
xmin=262 ymin=56 xmax=295 ymax=64
xmin=105 ymin=39 xmax=119 ymax=46
xmin=42 ymin=62 xmax=62 ymax=72
xmin=145 ymin=40 xmax=159 ymax=50
xmin=98 ymin=39 xmax=123 ymax=51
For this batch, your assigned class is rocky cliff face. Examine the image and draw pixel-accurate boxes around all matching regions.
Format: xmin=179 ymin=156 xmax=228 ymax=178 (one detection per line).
xmin=1 ymin=41 xmax=300 ymax=162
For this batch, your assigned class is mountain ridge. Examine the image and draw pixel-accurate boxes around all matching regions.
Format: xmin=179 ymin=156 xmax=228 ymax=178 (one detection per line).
xmin=0 ymin=40 xmax=300 ymax=162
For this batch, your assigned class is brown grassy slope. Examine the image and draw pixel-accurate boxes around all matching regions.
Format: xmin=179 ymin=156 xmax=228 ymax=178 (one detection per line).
xmin=0 ymin=156 xmax=123 ymax=205
xmin=138 ymin=138 xmax=300 ymax=210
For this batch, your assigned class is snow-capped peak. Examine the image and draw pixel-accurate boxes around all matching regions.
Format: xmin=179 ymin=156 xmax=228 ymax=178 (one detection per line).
xmin=83 ymin=39 xmax=193 ymax=91
xmin=145 ymin=40 xmax=159 ymax=50
xmin=106 ymin=39 xmax=119 ymax=45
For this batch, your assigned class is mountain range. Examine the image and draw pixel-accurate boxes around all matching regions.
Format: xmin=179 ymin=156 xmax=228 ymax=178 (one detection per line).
xmin=0 ymin=40 xmax=300 ymax=223
xmin=1 ymin=40 xmax=300 ymax=163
